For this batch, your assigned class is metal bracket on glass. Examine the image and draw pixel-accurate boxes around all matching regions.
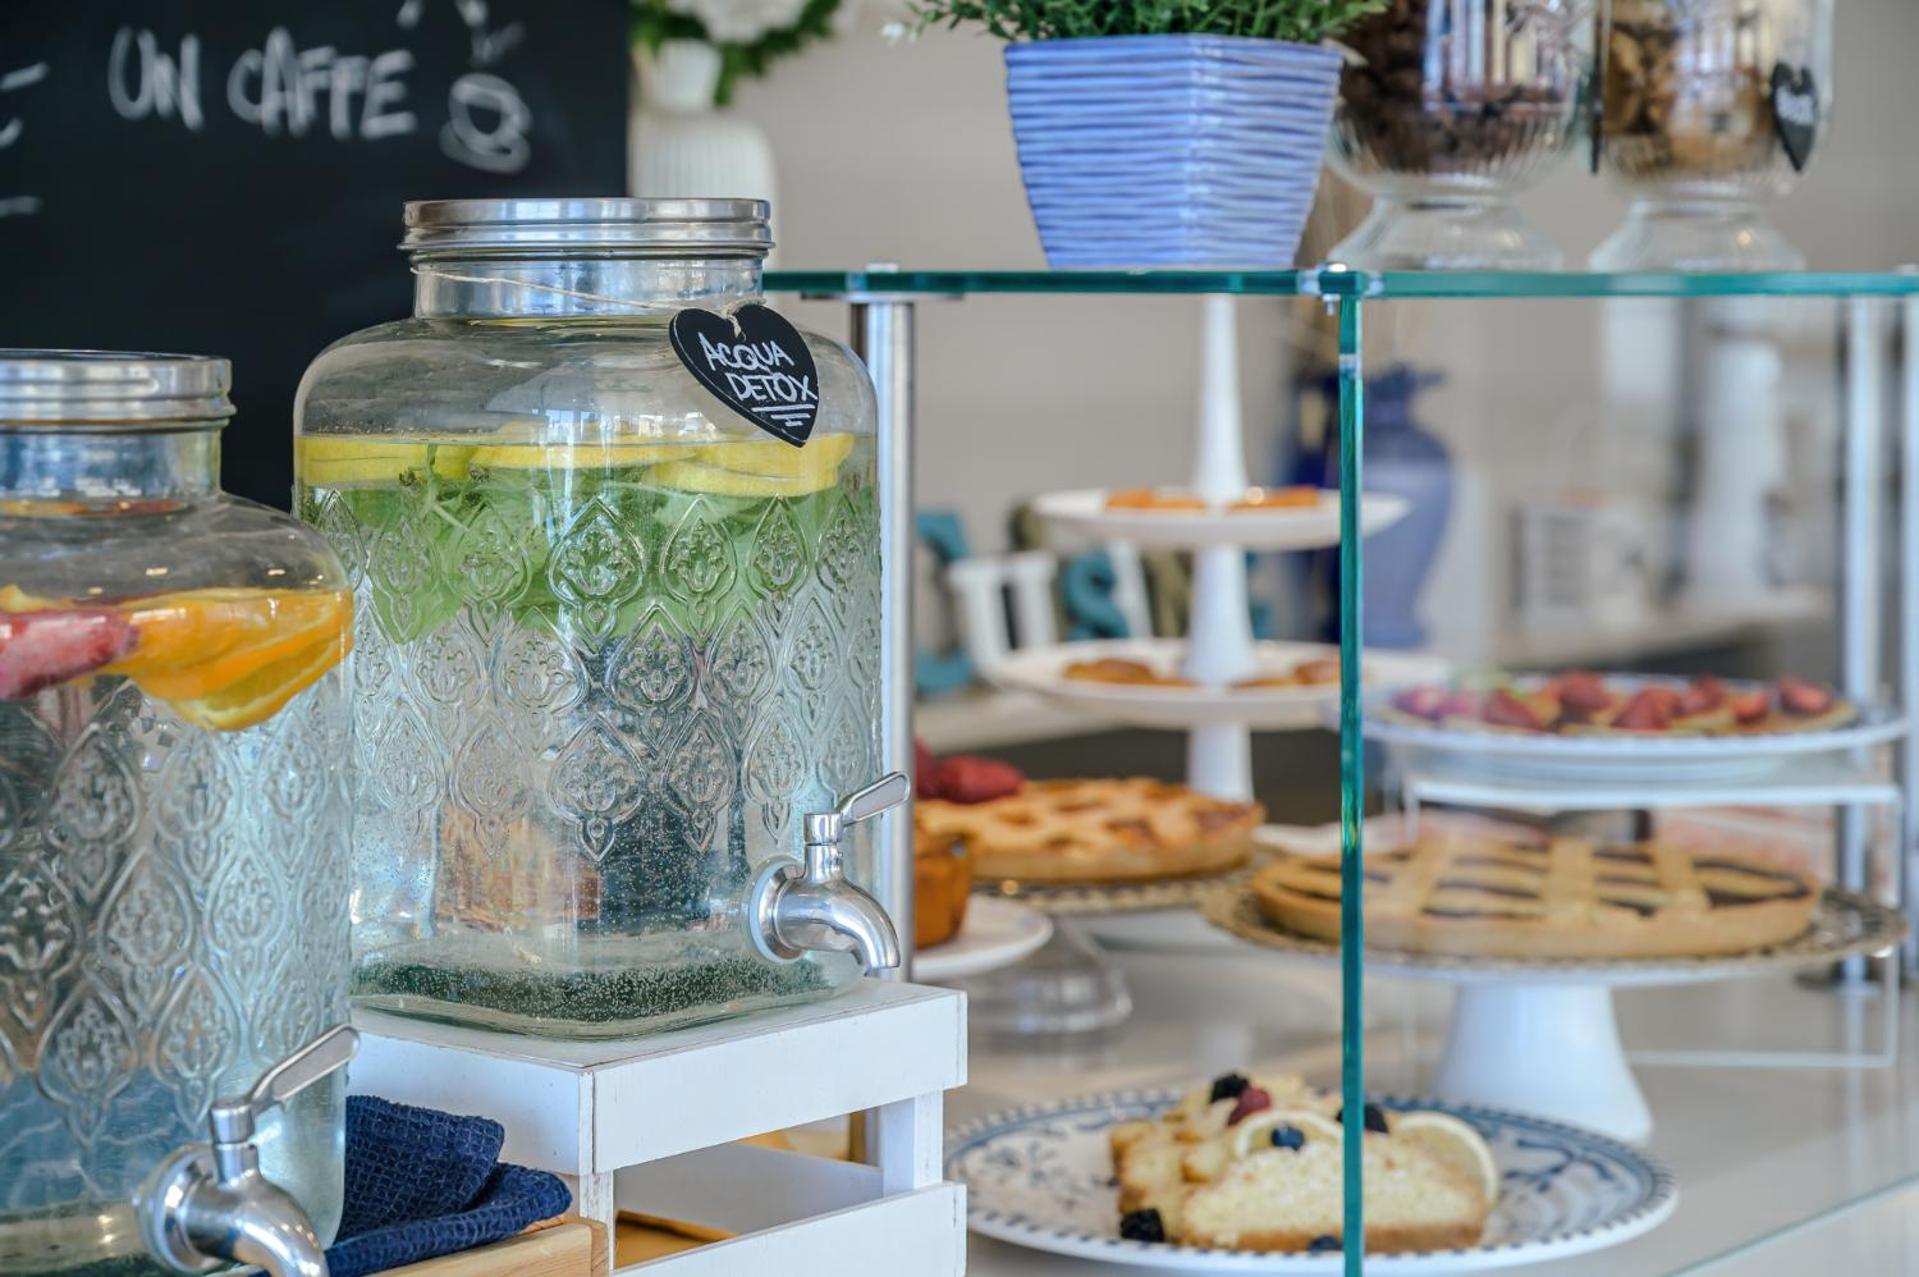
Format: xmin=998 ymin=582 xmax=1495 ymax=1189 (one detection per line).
xmin=140 ymin=1026 xmax=359 ymax=1277
xmin=751 ymin=773 xmax=908 ymax=972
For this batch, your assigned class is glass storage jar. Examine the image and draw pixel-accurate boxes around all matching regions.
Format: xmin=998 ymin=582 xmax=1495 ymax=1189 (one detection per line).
xmin=1592 ymin=0 xmax=1834 ymax=269
xmin=297 ymin=198 xmax=892 ymax=1040
xmin=0 ymin=353 xmax=352 ymax=1275
xmin=1328 ymin=0 xmax=1596 ymax=269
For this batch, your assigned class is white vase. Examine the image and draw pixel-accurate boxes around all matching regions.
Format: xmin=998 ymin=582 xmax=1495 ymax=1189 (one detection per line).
xmin=629 ymin=40 xmax=780 ymax=257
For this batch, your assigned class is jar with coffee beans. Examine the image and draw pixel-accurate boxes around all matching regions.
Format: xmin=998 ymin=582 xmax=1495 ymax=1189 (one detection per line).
xmin=1329 ymin=0 xmax=1596 ymax=269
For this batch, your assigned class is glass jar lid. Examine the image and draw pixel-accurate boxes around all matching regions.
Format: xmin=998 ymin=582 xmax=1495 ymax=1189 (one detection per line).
xmin=0 ymin=350 xmax=234 ymax=428
xmin=402 ymin=198 xmax=773 ymax=258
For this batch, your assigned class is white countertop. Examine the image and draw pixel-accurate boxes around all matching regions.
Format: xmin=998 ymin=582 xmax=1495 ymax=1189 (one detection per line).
xmin=950 ymin=942 xmax=1919 ymax=1276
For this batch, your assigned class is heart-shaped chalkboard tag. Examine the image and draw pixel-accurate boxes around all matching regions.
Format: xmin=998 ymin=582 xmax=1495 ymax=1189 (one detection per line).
xmin=1771 ymin=63 xmax=1818 ymax=174
xmin=670 ymin=304 xmax=820 ymax=447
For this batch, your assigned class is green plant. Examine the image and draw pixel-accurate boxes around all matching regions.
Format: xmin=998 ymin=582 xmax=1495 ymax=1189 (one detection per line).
xmin=911 ymin=0 xmax=1390 ymax=43
xmin=631 ymin=0 xmax=842 ymax=106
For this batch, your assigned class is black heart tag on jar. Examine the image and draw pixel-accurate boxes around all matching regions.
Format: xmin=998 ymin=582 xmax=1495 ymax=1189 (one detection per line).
xmin=1771 ymin=63 xmax=1819 ymax=174
xmin=670 ymin=305 xmax=820 ymax=447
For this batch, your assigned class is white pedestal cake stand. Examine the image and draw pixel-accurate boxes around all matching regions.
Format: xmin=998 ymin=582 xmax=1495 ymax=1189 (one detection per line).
xmin=1204 ymin=886 xmax=1905 ymax=1144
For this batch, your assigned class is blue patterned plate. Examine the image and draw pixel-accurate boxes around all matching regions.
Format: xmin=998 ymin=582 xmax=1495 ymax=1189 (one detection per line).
xmin=948 ymin=1090 xmax=1677 ymax=1272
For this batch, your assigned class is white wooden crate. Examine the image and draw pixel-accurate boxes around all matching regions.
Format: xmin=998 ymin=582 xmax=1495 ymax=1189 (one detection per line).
xmin=349 ymin=980 xmax=967 ymax=1276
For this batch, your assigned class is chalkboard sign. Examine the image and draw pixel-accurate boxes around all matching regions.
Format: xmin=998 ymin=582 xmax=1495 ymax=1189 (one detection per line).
xmin=670 ymin=305 xmax=821 ymax=447
xmin=0 ymin=0 xmax=629 ymax=508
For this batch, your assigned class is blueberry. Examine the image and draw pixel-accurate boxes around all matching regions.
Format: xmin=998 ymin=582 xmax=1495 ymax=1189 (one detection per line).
xmin=1119 ymin=1208 xmax=1166 ymax=1243
xmin=1308 ymin=1234 xmax=1341 ymax=1253
xmin=1270 ymin=1124 xmax=1306 ymax=1151
xmin=1208 ymin=1072 xmax=1251 ymax=1103
xmin=1335 ymin=1103 xmax=1391 ymax=1134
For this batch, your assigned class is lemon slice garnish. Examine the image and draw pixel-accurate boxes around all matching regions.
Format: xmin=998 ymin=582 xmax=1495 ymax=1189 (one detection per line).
xmin=467 ymin=442 xmax=679 ymax=469
xmin=698 ymin=433 xmax=855 ymax=480
xmin=297 ymin=438 xmax=472 ymax=484
xmin=648 ymin=459 xmax=839 ymax=498
xmin=1390 ymin=1112 xmax=1500 ymax=1205
xmin=1229 ymin=1109 xmax=1344 ymax=1160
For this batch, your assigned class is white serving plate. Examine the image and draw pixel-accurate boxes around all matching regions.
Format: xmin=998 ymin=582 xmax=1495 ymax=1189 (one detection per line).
xmin=1032 ymin=487 xmax=1409 ymax=552
xmin=990 ymin=638 xmax=1450 ymax=731
xmin=949 ymin=1089 xmax=1678 ymax=1273
xmin=1359 ymin=677 xmax=1907 ymax=783
xmin=914 ymin=897 xmax=1053 ymax=983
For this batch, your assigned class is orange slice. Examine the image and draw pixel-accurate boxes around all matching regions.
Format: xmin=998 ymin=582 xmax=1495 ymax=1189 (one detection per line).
xmin=116 ymin=590 xmax=351 ymax=701
xmin=168 ymin=627 xmax=351 ymax=732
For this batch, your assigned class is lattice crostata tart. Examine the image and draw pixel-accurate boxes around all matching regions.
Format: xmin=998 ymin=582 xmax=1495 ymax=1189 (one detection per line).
xmin=1111 ymin=1072 xmax=1496 ymax=1255
xmin=915 ymin=778 xmax=1262 ymax=884
xmin=1253 ymin=834 xmax=1819 ymax=960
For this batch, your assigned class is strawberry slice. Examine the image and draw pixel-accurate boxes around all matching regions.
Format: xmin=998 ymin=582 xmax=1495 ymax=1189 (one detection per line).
xmin=1776 ymin=676 xmax=1835 ymax=718
xmin=1483 ymin=688 xmax=1549 ymax=731
xmin=1729 ymin=690 xmax=1770 ymax=724
xmin=1435 ymin=690 xmax=1481 ymax=719
xmin=936 ymin=755 xmax=1025 ymax=804
xmin=1391 ymin=686 xmax=1452 ymax=721
xmin=1612 ymin=688 xmax=1674 ymax=731
xmin=915 ymin=738 xmax=943 ymax=800
xmin=1556 ymin=671 xmax=1613 ymax=715
xmin=1677 ymin=676 xmax=1726 ymax=717
xmin=0 ymin=608 xmax=137 ymax=700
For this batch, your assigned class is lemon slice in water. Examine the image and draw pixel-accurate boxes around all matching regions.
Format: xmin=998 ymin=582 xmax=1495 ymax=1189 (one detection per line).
xmin=298 ymin=438 xmax=472 ymax=484
xmin=468 ymin=442 xmax=679 ymax=469
xmin=698 ymin=433 xmax=855 ymax=479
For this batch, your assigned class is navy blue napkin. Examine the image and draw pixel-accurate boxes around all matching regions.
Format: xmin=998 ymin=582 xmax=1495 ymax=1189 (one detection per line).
xmin=327 ymin=1095 xmax=572 ymax=1277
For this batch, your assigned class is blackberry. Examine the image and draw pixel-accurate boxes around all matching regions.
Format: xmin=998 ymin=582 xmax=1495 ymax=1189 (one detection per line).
xmin=1208 ymin=1072 xmax=1251 ymax=1103
xmin=1336 ymin=1102 xmax=1391 ymax=1134
xmin=1119 ymin=1208 xmax=1166 ymax=1243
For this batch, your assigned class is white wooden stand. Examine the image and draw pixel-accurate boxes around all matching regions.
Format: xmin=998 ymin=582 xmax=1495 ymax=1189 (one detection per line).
xmin=348 ymin=980 xmax=967 ymax=1276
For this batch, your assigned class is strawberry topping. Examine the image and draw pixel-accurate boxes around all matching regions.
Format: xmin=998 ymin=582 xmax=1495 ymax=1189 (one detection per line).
xmin=0 ymin=609 xmax=137 ymax=700
xmin=1776 ymin=676 xmax=1834 ymax=717
xmin=915 ymin=737 xmax=943 ymax=800
xmin=1612 ymin=687 xmax=1674 ymax=731
xmin=1483 ymin=688 xmax=1549 ymax=731
xmin=1677 ymin=676 xmax=1726 ymax=717
xmin=1391 ymin=687 xmax=1452 ymax=721
xmin=1555 ymin=671 xmax=1612 ymax=715
xmin=935 ymin=755 xmax=1025 ymax=804
xmin=1226 ymin=1086 xmax=1273 ymax=1125
xmin=1729 ymin=690 xmax=1770 ymax=724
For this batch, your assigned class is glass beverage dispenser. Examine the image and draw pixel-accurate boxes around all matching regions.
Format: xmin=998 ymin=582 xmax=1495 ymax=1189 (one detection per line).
xmin=0 ymin=353 xmax=354 ymax=1275
xmin=297 ymin=198 xmax=898 ymax=1039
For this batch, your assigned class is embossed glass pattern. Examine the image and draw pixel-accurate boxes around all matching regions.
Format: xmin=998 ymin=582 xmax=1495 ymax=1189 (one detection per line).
xmin=0 ymin=353 xmax=351 ymax=1276
xmin=298 ymin=201 xmax=882 ymax=1039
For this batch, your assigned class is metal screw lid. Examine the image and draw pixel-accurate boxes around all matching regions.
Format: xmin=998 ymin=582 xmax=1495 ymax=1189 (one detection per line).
xmin=0 ymin=351 xmax=234 ymax=427
xmin=402 ymin=197 xmax=773 ymax=258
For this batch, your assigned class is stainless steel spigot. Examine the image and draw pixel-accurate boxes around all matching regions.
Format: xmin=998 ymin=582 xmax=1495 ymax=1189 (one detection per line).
xmin=140 ymin=1025 xmax=359 ymax=1277
xmin=751 ymin=773 xmax=908 ymax=971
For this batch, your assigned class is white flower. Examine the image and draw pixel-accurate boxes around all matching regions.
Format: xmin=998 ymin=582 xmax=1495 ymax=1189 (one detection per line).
xmin=666 ymin=0 xmax=814 ymax=42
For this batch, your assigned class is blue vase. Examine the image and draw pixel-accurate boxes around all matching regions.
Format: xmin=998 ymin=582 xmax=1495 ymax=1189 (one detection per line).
xmin=1003 ymin=36 xmax=1342 ymax=269
xmin=1307 ymin=366 xmax=1451 ymax=649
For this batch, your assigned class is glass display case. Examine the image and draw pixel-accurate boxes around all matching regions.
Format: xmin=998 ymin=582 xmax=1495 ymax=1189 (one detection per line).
xmin=0 ymin=352 xmax=353 ymax=1275
xmin=768 ymin=267 xmax=1919 ymax=1274
xmin=297 ymin=199 xmax=898 ymax=1041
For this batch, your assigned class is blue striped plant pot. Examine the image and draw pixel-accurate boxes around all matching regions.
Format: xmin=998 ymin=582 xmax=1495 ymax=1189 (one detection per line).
xmin=1004 ymin=35 xmax=1342 ymax=269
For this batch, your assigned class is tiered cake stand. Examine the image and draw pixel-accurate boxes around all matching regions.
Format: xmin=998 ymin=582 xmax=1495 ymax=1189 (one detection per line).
xmin=957 ymin=298 xmax=1432 ymax=1036
xmin=999 ymin=296 xmax=1423 ymax=802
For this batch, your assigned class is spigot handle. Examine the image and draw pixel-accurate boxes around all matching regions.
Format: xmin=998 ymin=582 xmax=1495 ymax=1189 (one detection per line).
xmin=209 ymin=1026 xmax=358 ymax=1148
xmin=837 ymin=772 xmax=910 ymax=825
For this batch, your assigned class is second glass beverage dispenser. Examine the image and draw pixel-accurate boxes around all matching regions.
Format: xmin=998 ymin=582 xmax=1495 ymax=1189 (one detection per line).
xmin=296 ymin=198 xmax=897 ymax=1040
